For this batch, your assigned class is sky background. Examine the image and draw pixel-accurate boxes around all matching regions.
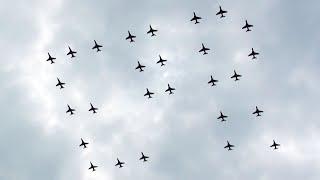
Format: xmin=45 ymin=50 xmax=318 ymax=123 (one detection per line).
xmin=1 ymin=0 xmax=320 ymax=179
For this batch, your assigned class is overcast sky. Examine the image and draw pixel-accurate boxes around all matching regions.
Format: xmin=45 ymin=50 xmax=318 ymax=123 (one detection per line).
xmin=1 ymin=0 xmax=320 ymax=179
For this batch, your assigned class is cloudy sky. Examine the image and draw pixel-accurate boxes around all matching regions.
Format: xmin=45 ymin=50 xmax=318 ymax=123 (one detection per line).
xmin=1 ymin=0 xmax=320 ymax=179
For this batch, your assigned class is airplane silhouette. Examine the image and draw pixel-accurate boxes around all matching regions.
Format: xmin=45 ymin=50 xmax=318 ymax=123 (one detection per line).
xmin=253 ymin=106 xmax=263 ymax=117
xmin=216 ymin=6 xmax=227 ymax=18
xmin=92 ymin=40 xmax=103 ymax=52
xmin=67 ymin=46 xmax=77 ymax=58
xmin=248 ymin=48 xmax=259 ymax=59
xmin=88 ymin=103 xmax=98 ymax=113
xmin=135 ymin=61 xmax=146 ymax=72
xmin=270 ymin=140 xmax=280 ymax=150
xmin=147 ymin=25 xmax=158 ymax=36
xmin=115 ymin=158 xmax=125 ymax=168
xmin=46 ymin=53 xmax=56 ymax=64
xmin=190 ymin=12 xmax=202 ymax=24
xmin=56 ymin=78 xmax=65 ymax=89
xmin=199 ymin=43 xmax=210 ymax=55
xmin=144 ymin=88 xmax=154 ymax=98
xmin=157 ymin=55 xmax=167 ymax=66
xmin=208 ymin=75 xmax=218 ymax=86
xmin=88 ymin=162 xmax=98 ymax=171
xmin=79 ymin=138 xmax=89 ymax=149
xmin=231 ymin=70 xmax=242 ymax=81
xmin=217 ymin=111 xmax=228 ymax=122
xmin=126 ymin=31 xmax=136 ymax=42
xmin=165 ymin=84 xmax=175 ymax=95
xmin=242 ymin=20 xmax=253 ymax=32
xmin=224 ymin=141 xmax=234 ymax=150
xmin=139 ymin=152 xmax=149 ymax=162
xmin=66 ymin=104 xmax=75 ymax=115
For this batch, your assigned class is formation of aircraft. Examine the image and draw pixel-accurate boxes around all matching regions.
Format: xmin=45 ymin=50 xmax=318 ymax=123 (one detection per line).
xmin=67 ymin=46 xmax=77 ymax=58
xmin=270 ymin=140 xmax=280 ymax=150
xmin=156 ymin=55 xmax=167 ymax=66
xmin=66 ymin=104 xmax=75 ymax=115
xmin=199 ymin=43 xmax=210 ymax=55
xmin=48 ymin=5 xmax=279 ymax=171
xmin=89 ymin=162 xmax=98 ymax=171
xmin=248 ymin=48 xmax=259 ymax=59
xmin=80 ymin=138 xmax=89 ymax=149
xmin=139 ymin=152 xmax=149 ymax=162
xmin=224 ymin=141 xmax=234 ymax=150
xmin=242 ymin=20 xmax=253 ymax=32
xmin=115 ymin=158 xmax=125 ymax=168
xmin=190 ymin=12 xmax=202 ymax=24
xmin=89 ymin=103 xmax=98 ymax=113
xmin=216 ymin=6 xmax=227 ymax=18
xmin=144 ymin=88 xmax=154 ymax=98
xmin=165 ymin=84 xmax=175 ymax=95
xmin=253 ymin=106 xmax=263 ymax=117
xmin=126 ymin=31 xmax=136 ymax=42
xmin=208 ymin=75 xmax=218 ymax=86
xmin=147 ymin=25 xmax=158 ymax=36
xmin=92 ymin=40 xmax=103 ymax=52
xmin=47 ymin=53 xmax=56 ymax=64
xmin=135 ymin=61 xmax=146 ymax=72
xmin=231 ymin=70 xmax=242 ymax=81
xmin=56 ymin=78 xmax=65 ymax=89
xmin=217 ymin=111 xmax=228 ymax=122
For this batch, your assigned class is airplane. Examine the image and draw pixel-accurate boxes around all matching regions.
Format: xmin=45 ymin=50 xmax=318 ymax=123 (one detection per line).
xmin=248 ymin=48 xmax=259 ymax=59
xmin=165 ymin=84 xmax=175 ymax=95
xmin=67 ymin=46 xmax=77 ymax=58
xmin=144 ymin=88 xmax=154 ymax=98
xmin=135 ymin=61 xmax=146 ymax=72
xmin=242 ymin=20 xmax=253 ymax=32
xmin=199 ymin=43 xmax=210 ymax=55
xmin=208 ymin=75 xmax=218 ymax=86
xmin=231 ymin=70 xmax=242 ymax=81
xmin=88 ymin=162 xmax=98 ymax=171
xmin=126 ymin=31 xmax=136 ymax=42
xmin=115 ymin=158 xmax=125 ymax=168
xmin=139 ymin=152 xmax=149 ymax=162
xmin=156 ymin=55 xmax=167 ymax=66
xmin=66 ymin=104 xmax=75 ymax=115
xmin=56 ymin=78 xmax=65 ymax=89
xmin=92 ymin=40 xmax=103 ymax=52
xmin=88 ymin=103 xmax=98 ymax=113
xmin=270 ymin=140 xmax=280 ymax=150
xmin=224 ymin=141 xmax=234 ymax=150
xmin=79 ymin=138 xmax=89 ymax=149
xmin=217 ymin=111 xmax=228 ymax=122
xmin=253 ymin=106 xmax=263 ymax=117
xmin=216 ymin=6 xmax=227 ymax=18
xmin=190 ymin=12 xmax=202 ymax=24
xmin=147 ymin=25 xmax=158 ymax=36
xmin=46 ymin=53 xmax=56 ymax=64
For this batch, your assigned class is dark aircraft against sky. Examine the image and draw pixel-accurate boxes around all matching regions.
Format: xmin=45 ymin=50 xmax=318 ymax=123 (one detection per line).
xmin=67 ymin=46 xmax=77 ymax=58
xmin=135 ymin=61 xmax=146 ymax=72
xmin=190 ymin=12 xmax=202 ymax=24
xmin=126 ymin=31 xmax=136 ymax=42
xmin=242 ymin=20 xmax=253 ymax=32
xmin=199 ymin=43 xmax=210 ymax=55
xmin=66 ymin=104 xmax=75 ymax=115
xmin=231 ymin=70 xmax=242 ymax=81
xmin=56 ymin=78 xmax=65 ymax=89
xmin=46 ymin=53 xmax=56 ymax=64
xmin=46 ymin=5 xmax=281 ymax=171
xmin=92 ymin=40 xmax=103 ymax=52
xmin=216 ymin=6 xmax=227 ymax=18
xmin=144 ymin=88 xmax=154 ymax=98
xmin=147 ymin=25 xmax=158 ymax=36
